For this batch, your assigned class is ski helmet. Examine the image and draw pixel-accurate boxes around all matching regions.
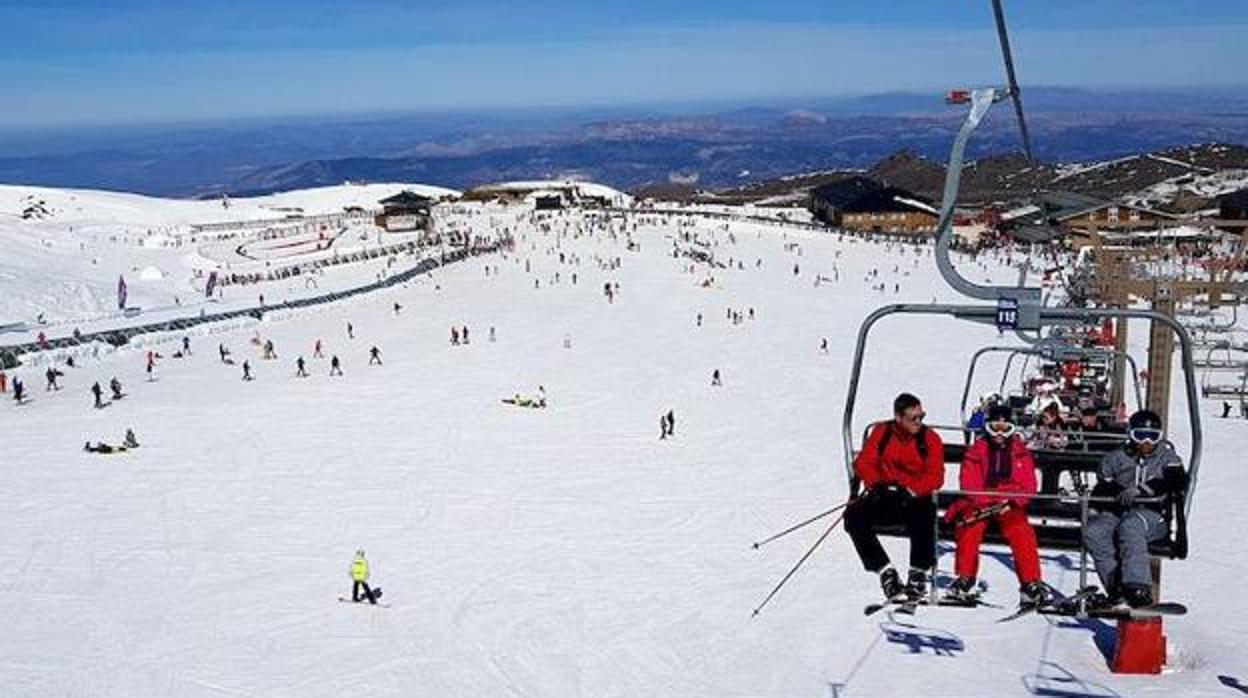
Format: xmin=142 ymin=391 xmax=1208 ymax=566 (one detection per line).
xmin=1127 ymin=409 xmax=1164 ymax=445
xmin=1128 ymin=409 xmax=1163 ymax=430
xmin=984 ymin=404 xmax=1017 ymax=438
xmin=987 ymin=404 xmax=1014 ymax=423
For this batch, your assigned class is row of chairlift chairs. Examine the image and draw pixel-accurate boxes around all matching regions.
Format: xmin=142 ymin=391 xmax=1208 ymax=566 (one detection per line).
xmin=1184 ymin=303 xmax=1248 ymax=411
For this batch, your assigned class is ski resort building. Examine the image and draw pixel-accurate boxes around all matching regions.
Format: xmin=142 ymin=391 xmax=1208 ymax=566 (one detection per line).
xmin=375 ymin=191 xmax=434 ymax=232
xmin=460 ymin=182 xmax=621 ymax=208
xmin=1002 ymin=191 xmax=1180 ymax=243
xmin=807 ymin=176 xmax=938 ymax=235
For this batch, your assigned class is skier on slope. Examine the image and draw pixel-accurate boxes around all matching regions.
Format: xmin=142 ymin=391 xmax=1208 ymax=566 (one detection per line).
xmin=369 ymin=347 xmax=382 ymax=365
xmin=350 ymin=550 xmax=378 ymax=604
xmin=330 ymin=355 xmax=343 ymax=376
xmin=91 ymin=381 xmax=103 ymax=408
xmin=296 ymin=356 xmax=308 ymax=377
xmin=1083 ymin=410 xmax=1189 ymax=608
xmin=944 ymin=404 xmax=1046 ymax=607
xmin=109 ymin=377 xmax=123 ymax=400
xmin=844 ymin=392 xmax=945 ymax=601
xmin=242 ymin=360 xmax=253 ymax=381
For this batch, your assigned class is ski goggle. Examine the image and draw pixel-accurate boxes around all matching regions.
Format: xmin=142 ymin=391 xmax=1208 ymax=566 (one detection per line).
xmin=1128 ymin=428 xmax=1164 ymax=445
xmin=985 ymin=420 xmax=1017 ymax=438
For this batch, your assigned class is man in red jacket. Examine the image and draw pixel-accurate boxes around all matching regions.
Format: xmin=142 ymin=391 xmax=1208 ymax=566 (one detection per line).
xmin=845 ymin=392 xmax=946 ymax=601
xmin=944 ymin=404 xmax=1046 ymax=606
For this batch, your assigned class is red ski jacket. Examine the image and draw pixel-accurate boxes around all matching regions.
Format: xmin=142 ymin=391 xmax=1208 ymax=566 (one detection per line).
xmin=854 ymin=422 xmax=945 ymax=497
xmin=959 ymin=437 xmax=1037 ymax=507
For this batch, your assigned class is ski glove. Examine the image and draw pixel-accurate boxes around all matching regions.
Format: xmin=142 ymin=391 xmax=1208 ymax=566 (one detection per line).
xmin=1116 ymin=485 xmax=1140 ymax=506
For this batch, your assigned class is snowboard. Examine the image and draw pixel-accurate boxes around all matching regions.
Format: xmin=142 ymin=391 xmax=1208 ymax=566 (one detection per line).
xmin=338 ymin=587 xmax=387 ymax=607
xmin=1040 ymin=601 xmax=1187 ymax=620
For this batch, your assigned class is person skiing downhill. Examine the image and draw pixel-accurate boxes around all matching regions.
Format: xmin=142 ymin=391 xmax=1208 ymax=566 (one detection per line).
xmin=109 ymin=377 xmax=123 ymax=400
xmin=91 ymin=381 xmax=103 ymax=408
xmin=1084 ymin=409 xmax=1189 ymax=608
xmin=330 ymin=355 xmax=343 ymax=376
xmin=944 ymin=404 xmax=1045 ymax=606
xmin=350 ymin=549 xmax=378 ymax=604
xmin=296 ymin=356 xmax=308 ymax=377
xmin=844 ymin=392 xmax=945 ymax=601
xmin=242 ymin=360 xmax=253 ymax=381
xmin=369 ymin=347 xmax=382 ymax=365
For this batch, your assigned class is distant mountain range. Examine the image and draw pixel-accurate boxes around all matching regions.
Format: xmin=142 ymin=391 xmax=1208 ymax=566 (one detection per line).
xmin=650 ymin=143 xmax=1248 ymax=213
xmin=1 ymin=88 xmax=1247 ymax=198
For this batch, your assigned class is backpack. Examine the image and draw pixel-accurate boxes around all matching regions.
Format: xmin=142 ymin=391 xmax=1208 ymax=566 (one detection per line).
xmin=875 ymin=422 xmax=930 ymax=463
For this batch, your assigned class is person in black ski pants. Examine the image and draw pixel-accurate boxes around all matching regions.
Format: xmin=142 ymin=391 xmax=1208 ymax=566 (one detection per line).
xmin=844 ymin=393 xmax=945 ymax=601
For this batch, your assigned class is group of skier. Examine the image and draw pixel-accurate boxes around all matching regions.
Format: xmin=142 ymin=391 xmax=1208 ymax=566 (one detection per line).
xmin=848 ymin=391 xmax=1188 ymax=611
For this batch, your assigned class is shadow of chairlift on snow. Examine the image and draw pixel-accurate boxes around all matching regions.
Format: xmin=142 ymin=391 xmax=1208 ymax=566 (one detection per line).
xmin=1022 ymin=661 xmax=1120 ymax=698
xmin=879 ymin=618 xmax=965 ymax=657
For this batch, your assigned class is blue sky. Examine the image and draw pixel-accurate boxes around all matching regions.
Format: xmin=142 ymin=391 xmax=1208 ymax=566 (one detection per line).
xmin=2 ymin=0 xmax=1246 ymax=127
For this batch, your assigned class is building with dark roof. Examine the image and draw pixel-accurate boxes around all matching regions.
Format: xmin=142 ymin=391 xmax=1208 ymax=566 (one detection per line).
xmin=375 ymin=191 xmax=433 ymax=232
xmin=807 ymin=176 xmax=938 ymax=235
xmin=1000 ymin=191 xmax=1180 ymax=244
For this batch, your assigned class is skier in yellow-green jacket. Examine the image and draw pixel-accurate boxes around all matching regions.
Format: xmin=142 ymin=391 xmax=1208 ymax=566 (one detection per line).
xmin=350 ymin=549 xmax=378 ymax=604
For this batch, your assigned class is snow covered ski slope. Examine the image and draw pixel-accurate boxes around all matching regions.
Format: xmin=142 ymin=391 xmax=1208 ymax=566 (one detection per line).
xmin=1 ymin=206 xmax=1245 ymax=696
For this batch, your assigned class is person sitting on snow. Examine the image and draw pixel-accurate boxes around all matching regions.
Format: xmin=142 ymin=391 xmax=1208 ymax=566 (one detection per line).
xmin=945 ymin=404 xmax=1046 ymax=607
xmin=1084 ymin=409 xmax=1189 ymax=608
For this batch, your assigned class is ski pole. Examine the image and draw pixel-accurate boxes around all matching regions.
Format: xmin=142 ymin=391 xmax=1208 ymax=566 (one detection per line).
xmin=751 ymin=505 xmax=850 ymax=617
xmin=752 ymin=501 xmax=848 ymax=550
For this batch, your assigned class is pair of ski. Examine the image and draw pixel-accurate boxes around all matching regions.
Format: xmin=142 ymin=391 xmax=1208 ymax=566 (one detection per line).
xmin=864 ymin=595 xmax=1000 ymax=617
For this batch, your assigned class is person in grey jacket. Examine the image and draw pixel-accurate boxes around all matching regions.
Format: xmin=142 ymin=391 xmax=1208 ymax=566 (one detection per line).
xmin=1083 ymin=409 xmax=1189 ymax=608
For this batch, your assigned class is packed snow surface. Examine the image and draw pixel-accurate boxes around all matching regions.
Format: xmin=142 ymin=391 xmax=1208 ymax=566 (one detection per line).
xmin=1 ymin=198 xmax=1245 ymax=697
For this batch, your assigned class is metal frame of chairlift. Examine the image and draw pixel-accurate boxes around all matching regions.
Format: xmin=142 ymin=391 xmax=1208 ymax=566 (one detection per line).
xmin=1195 ymin=341 xmax=1248 ymax=372
xmin=1182 ymin=301 xmax=1239 ymax=336
xmin=839 ymin=0 xmax=1202 ymax=608
xmin=959 ymin=345 xmax=1145 ymax=426
xmin=1201 ymin=366 xmax=1248 ymax=401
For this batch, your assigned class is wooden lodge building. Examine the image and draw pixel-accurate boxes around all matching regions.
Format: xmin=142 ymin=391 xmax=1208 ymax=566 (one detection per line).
xmin=807 ymin=176 xmax=938 ymax=235
xmin=1001 ymin=191 xmax=1180 ymax=244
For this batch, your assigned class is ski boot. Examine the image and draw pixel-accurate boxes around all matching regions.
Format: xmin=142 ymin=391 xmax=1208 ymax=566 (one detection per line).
xmin=1122 ymin=584 xmax=1153 ymax=609
xmin=879 ymin=567 xmax=906 ymax=601
xmin=945 ymin=576 xmax=980 ymax=604
xmin=1019 ymin=581 xmax=1048 ymax=608
xmin=904 ymin=568 xmax=929 ymax=601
